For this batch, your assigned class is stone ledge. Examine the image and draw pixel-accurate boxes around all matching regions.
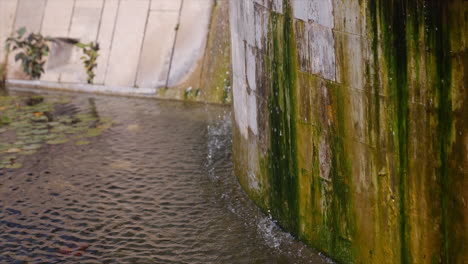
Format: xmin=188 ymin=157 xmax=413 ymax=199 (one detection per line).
xmin=6 ymin=79 xmax=157 ymax=98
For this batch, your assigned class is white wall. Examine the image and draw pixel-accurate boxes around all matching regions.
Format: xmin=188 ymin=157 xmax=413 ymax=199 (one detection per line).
xmin=1 ymin=0 xmax=213 ymax=89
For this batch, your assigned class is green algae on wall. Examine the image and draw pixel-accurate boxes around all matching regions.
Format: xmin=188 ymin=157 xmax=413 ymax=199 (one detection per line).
xmin=199 ymin=0 xmax=232 ymax=104
xmin=265 ymin=5 xmax=300 ymax=234
xmin=259 ymin=2 xmax=357 ymax=262
xmin=231 ymin=0 xmax=467 ymax=263
xmin=370 ymin=1 xmax=467 ymax=263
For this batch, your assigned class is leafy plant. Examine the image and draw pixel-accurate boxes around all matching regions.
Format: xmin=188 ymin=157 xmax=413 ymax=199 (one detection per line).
xmin=75 ymin=42 xmax=99 ymax=84
xmin=5 ymin=27 xmax=52 ymax=79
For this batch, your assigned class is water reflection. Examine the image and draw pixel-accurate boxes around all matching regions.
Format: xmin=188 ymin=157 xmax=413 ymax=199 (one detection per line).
xmin=0 ymin=88 xmax=330 ymax=263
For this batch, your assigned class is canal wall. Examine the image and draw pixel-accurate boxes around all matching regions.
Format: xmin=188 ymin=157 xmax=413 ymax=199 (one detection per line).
xmin=0 ymin=0 xmax=231 ymax=103
xmin=230 ymin=0 xmax=467 ymax=263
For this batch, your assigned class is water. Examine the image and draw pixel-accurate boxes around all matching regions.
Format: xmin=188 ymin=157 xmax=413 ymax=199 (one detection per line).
xmin=0 ymin=89 xmax=330 ymax=264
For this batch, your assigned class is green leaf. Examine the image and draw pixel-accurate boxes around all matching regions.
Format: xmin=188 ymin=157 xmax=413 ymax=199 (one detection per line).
xmin=17 ymin=27 xmax=26 ymax=37
xmin=75 ymin=43 xmax=86 ymax=48
xmin=15 ymin=53 xmax=24 ymax=61
xmin=27 ymin=33 xmax=35 ymax=42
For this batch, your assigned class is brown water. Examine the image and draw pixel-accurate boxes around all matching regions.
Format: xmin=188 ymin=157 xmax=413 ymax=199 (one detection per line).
xmin=0 ymin=89 xmax=331 ymax=264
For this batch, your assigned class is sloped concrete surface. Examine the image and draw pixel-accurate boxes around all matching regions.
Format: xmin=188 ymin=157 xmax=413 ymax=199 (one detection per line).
xmin=1 ymin=0 xmax=218 ymax=98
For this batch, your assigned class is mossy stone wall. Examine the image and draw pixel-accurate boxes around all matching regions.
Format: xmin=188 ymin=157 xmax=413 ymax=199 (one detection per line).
xmin=230 ymin=0 xmax=467 ymax=263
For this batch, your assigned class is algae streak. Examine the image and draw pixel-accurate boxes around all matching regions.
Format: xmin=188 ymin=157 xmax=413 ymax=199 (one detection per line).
xmin=265 ymin=3 xmax=300 ymax=234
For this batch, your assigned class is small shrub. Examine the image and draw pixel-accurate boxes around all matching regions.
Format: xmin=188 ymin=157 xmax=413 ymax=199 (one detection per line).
xmin=5 ymin=27 xmax=52 ymax=79
xmin=75 ymin=42 xmax=99 ymax=84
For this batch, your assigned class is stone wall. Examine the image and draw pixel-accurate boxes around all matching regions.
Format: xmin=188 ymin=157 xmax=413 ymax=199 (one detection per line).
xmin=0 ymin=0 xmax=231 ymax=103
xmin=230 ymin=0 xmax=467 ymax=263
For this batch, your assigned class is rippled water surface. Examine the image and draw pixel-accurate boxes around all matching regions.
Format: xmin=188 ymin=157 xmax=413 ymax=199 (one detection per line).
xmin=0 ymin=89 xmax=330 ymax=264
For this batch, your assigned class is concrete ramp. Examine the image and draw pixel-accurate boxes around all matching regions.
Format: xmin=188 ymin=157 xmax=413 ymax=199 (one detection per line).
xmin=0 ymin=0 xmax=218 ymax=92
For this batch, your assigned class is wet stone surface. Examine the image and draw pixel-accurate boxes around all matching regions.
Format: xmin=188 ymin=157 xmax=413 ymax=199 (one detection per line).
xmin=0 ymin=89 xmax=330 ymax=264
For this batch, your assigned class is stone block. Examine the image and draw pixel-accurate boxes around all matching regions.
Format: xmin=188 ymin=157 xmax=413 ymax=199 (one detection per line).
xmin=296 ymin=123 xmax=314 ymax=170
xmin=347 ymin=89 xmax=372 ymax=146
xmin=41 ymin=0 xmax=74 ymax=37
xmin=150 ymin=0 xmax=181 ymax=11
xmin=231 ymin=30 xmax=246 ymax=80
xmin=309 ymin=23 xmax=336 ymax=81
xmin=255 ymin=94 xmax=270 ymax=154
xmin=349 ymin=141 xmax=375 ymax=194
xmin=294 ymin=20 xmax=311 ymax=73
xmin=310 ymin=0 xmax=333 ymax=28
xmin=229 ymin=0 xmax=240 ymax=39
xmin=296 ymin=20 xmax=337 ymax=80
xmin=292 ymin=0 xmax=334 ymax=28
xmin=271 ymin=0 xmax=283 ymax=14
xmin=254 ymin=50 xmax=269 ymax=101
xmin=60 ymin=0 xmax=104 ymax=83
xmin=242 ymin=0 xmax=256 ymax=46
xmin=40 ymin=0 xmax=75 ymax=82
xmin=247 ymin=90 xmax=258 ymax=136
xmin=252 ymin=0 xmax=267 ymax=8
xmin=296 ymin=72 xmax=313 ymax=124
xmin=135 ymin=11 xmax=178 ymax=88
xmin=377 ymin=96 xmax=397 ymax=154
xmin=69 ymin=0 xmax=103 ymax=42
xmin=14 ymin=0 xmax=46 ymax=33
xmin=407 ymin=103 xmax=432 ymax=160
xmin=0 ymin=0 xmax=18 ymax=63
xmin=233 ymin=75 xmax=249 ymax=139
xmin=166 ymin=0 xmax=212 ymax=86
xmin=254 ymin=2 xmax=269 ymax=51
xmin=94 ymin=0 xmax=119 ymax=85
xmin=246 ymin=45 xmax=257 ymax=92
xmin=105 ymin=0 xmax=150 ymax=87
xmin=334 ymin=30 xmax=370 ymax=90
xmin=332 ymin=0 xmax=366 ymax=36
xmin=292 ymin=0 xmax=309 ymax=21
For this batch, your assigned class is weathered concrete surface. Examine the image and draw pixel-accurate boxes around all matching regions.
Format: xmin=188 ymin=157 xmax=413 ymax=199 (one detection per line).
xmin=150 ymin=0 xmax=180 ymax=11
xmin=41 ymin=0 xmax=74 ymax=37
xmin=231 ymin=1 xmax=467 ymax=263
xmin=166 ymin=0 xmax=212 ymax=87
xmin=0 ymin=0 xmax=17 ymax=84
xmin=13 ymin=0 xmax=46 ymax=33
xmin=40 ymin=0 xmax=75 ymax=83
xmin=94 ymin=0 xmax=119 ymax=85
xmin=192 ymin=0 xmax=232 ymax=104
xmin=105 ymin=0 xmax=149 ymax=87
xmin=155 ymin=0 xmax=231 ymax=104
xmin=135 ymin=11 xmax=178 ymax=89
xmin=69 ymin=0 xmax=104 ymax=42
xmin=2 ymin=0 xmax=230 ymax=104
xmin=60 ymin=0 xmax=104 ymax=83
xmin=0 ymin=0 xmax=17 ymax=61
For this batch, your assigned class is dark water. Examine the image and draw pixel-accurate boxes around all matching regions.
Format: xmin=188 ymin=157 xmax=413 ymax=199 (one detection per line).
xmin=0 ymin=89 xmax=330 ymax=264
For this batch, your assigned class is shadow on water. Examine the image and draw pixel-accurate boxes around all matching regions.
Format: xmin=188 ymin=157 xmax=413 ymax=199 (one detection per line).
xmin=0 ymin=88 xmax=332 ymax=264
